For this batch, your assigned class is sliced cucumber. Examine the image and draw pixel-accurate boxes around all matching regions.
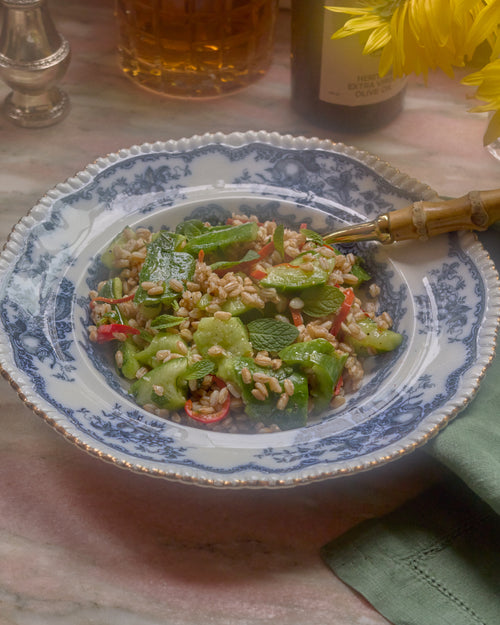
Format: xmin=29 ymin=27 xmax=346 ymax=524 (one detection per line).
xmin=259 ymin=250 xmax=336 ymax=292
xmin=346 ymin=317 xmax=403 ymax=355
xmin=118 ymin=338 xmax=141 ymax=380
xmin=193 ymin=316 xmax=253 ymax=357
xmin=135 ymin=332 xmax=187 ymax=368
xmin=221 ymin=297 xmax=253 ymax=317
xmin=100 ymin=229 xmax=132 ymax=269
xmin=279 ymin=338 xmax=347 ymax=413
xmin=130 ymin=357 xmax=188 ymax=410
xmin=217 ymin=356 xmax=309 ymax=430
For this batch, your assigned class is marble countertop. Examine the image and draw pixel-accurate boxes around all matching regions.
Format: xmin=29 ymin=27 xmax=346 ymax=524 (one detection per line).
xmin=0 ymin=2 xmax=498 ymax=624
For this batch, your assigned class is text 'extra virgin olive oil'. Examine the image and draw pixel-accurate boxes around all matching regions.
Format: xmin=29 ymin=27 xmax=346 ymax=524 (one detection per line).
xmin=291 ymin=0 xmax=407 ymax=132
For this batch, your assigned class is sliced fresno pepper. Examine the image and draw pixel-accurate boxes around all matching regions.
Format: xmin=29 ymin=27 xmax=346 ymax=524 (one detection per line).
xmin=96 ymin=323 xmax=140 ymax=343
xmin=257 ymin=240 xmax=275 ymax=260
xmin=334 ymin=375 xmax=343 ymax=396
xmin=330 ymin=288 xmax=355 ymax=337
xmin=91 ymin=293 xmax=135 ymax=305
xmin=184 ymin=377 xmax=231 ymax=424
xmin=250 ymin=268 xmax=267 ymax=281
xmin=290 ymin=308 xmax=304 ymax=327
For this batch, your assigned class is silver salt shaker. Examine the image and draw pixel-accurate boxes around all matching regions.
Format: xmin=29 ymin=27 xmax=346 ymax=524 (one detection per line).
xmin=0 ymin=0 xmax=71 ymax=128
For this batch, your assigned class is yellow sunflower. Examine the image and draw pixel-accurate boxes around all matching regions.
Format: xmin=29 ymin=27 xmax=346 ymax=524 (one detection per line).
xmin=327 ymin=0 xmax=499 ymax=78
xmin=327 ymin=1 xmax=500 ymax=141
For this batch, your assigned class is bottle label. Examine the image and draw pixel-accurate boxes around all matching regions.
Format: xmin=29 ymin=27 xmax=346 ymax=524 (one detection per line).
xmin=319 ymin=6 xmax=406 ymax=106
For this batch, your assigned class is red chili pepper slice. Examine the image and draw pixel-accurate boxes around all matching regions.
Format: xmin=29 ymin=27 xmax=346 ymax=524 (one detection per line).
xmin=250 ymin=268 xmax=267 ymax=281
xmin=334 ymin=375 xmax=343 ymax=396
xmin=330 ymin=288 xmax=355 ymax=336
xmin=273 ymin=262 xmax=301 ymax=269
xmin=91 ymin=293 xmax=135 ymax=305
xmin=96 ymin=323 xmax=140 ymax=343
xmin=184 ymin=377 xmax=231 ymax=424
xmin=257 ymin=240 xmax=275 ymax=260
xmin=290 ymin=308 xmax=304 ymax=327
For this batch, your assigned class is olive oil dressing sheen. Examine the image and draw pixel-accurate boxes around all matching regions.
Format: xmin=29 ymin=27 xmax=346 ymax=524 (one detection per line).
xmin=291 ymin=0 xmax=407 ymax=132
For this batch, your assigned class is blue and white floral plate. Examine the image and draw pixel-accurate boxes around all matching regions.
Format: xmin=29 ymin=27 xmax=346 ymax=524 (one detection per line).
xmin=0 ymin=131 xmax=498 ymax=488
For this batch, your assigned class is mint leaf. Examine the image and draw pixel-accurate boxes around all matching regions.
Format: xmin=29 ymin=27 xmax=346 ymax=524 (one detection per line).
xmin=301 ymin=285 xmax=345 ymax=317
xmin=351 ymin=262 xmax=371 ymax=284
xmin=151 ymin=314 xmax=183 ymax=330
xmin=300 ymin=228 xmax=324 ymax=246
xmin=183 ymin=359 xmax=215 ymax=380
xmin=133 ymin=231 xmax=195 ymax=306
xmin=273 ymin=224 xmax=285 ymax=259
xmin=175 ymin=219 xmax=209 ymax=238
xmin=248 ymin=318 xmax=299 ymax=352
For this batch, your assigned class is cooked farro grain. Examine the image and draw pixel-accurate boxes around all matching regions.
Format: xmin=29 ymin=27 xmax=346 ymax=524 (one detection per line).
xmin=214 ymin=310 xmax=232 ymax=321
xmin=277 ymin=393 xmax=289 ymax=410
xmin=153 ymin=384 xmax=164 ymax=396
xmin=289 ymin=297 xmax=304 ymax=310
xmin=241 ymin=367 xmax=252 ymax=384
xmin=251 ymin=388 xmax=267 ymax=401
xmin=207 ymin=345 xmax=226 ymax=357
xmin=169 ymin=278 xmax=184 ymax=292
xmin=115 ymin=350 xmax=123 ymax=368
xmin=254 ymin=382 xmax=269 ymax=398
xmin=268 ymin=377 xmax=282 ymax=394
xmin=135 ymin=366 xmax=148 ymax=379
xmin=283 ymin=378 xmax=295 ymax=396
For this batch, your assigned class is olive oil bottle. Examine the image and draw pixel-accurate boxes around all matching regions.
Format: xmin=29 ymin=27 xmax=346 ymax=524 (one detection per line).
xmin=291 ymin=0 xmax=407 ymax=132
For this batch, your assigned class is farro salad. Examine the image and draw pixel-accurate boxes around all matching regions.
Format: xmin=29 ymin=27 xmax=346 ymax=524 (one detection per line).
xmin=88 ymin=213 xmax=402 ymax=432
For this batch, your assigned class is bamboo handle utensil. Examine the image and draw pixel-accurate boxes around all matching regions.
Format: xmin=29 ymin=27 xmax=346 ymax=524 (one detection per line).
xmin=322 ymin=189 xmax=500 ymax=245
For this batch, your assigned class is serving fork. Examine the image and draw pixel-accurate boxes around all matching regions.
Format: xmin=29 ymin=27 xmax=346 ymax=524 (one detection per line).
xmin=322 ymin=189 xmax=500 ymax=245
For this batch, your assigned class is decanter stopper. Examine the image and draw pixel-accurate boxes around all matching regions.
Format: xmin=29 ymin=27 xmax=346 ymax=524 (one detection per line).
xmin=0 ymin=0 xmax=71 ymax=128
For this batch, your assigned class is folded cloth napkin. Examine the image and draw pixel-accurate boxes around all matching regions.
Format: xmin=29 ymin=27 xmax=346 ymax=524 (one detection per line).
xmin=321 ymin=231 xmax=500 ymax=625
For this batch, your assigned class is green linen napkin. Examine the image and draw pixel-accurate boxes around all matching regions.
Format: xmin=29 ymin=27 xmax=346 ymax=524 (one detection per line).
xmin=322 ymin=231 xmax=500 ymax=625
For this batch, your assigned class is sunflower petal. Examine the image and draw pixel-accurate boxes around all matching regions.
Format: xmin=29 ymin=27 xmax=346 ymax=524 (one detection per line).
xmin=483 ymin=109 xmax=500 ymax=146
xmin=364 ymin=25 xmax=392 ymax=54
xmin=379 ymin=41 xmax=395 ymax=77
xmin=465 ymin=1 xmax=500 ymax=54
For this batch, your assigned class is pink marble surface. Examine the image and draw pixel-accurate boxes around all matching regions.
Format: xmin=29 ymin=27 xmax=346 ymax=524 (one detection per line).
xmin=0 ymin=2 xmax=498 ymax=624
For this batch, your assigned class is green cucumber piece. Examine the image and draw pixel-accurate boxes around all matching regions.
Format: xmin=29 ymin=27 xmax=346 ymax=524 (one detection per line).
xmin=100 ymin=229 xmax=132 ymax=269
xmin=119 ymin=338 xmax=141 ymax=380
xmin=279 ymin=339 xmax=347 ymax=413
xmin=259 ymin=251 xmax=336 ymax=292
xmin=96 ymin=277 xmax=125 ymax=325
xmin=221 ymin=297 xmax=253 ymax=317
xmin=135 ymin=332 xmax=187 ymax=368
xmin=130 ymin=357 xmax=188 ymax=410
xmin=98 ymin=277 xmax=123 ymax=299
xmin=347 ymin=317 xmax=403 ymax=354
xmin=218 ymin=356 xmax=309 ymax=430
xmin=193 ymin=316 xmax=253 ymax=357
xmin=183 ymin=222 xmax=259 ymax=257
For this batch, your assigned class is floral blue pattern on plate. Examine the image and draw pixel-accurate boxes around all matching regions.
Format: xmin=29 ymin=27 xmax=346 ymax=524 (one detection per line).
xmin=0 ymin=131 xmax=498 ymax=488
